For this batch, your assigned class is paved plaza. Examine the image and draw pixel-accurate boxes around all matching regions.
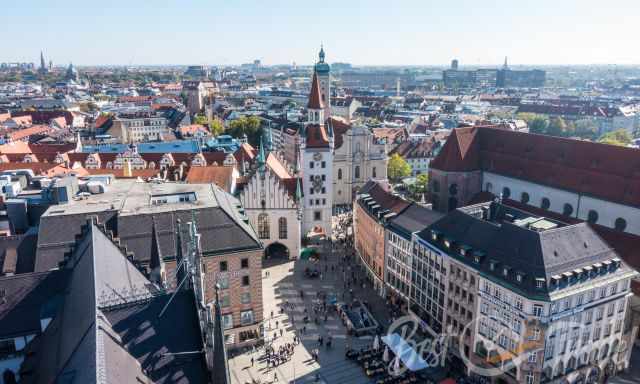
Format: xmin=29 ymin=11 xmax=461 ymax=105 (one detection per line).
xmin=228 ymin=241 xmax=391 ymax=384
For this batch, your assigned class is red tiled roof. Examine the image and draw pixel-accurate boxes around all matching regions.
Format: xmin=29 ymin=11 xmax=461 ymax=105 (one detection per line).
xmin=432 ymin=126 xmax=640 ymax=207
xmin=328 ymin=117 xmax=350 ymax=150
xmin=12 ymin=111 xmax=73 ymax=126
xmin=429 ymin=126 xmax=480 ymax=172
xmin=29 ymin=143 xmax=75 ymax=154
xmin=360 ymin=180 xmax=410 ymax=215
xmin=266 ymin=153 xmax=291 ymax=179
xmin=8 ymin=125 xmax=51 ymax=141
xmin=202 ymin=152 xmax=227 ymax=165
xmin=94 ymin=114 xmax=112 ymax=129
xmin=307 ymin=72 xmax=324 ymax=109
xmin=185 ymin=166 xmax=234 ymax=192
xmin=233 ymin=143 xmax=256 ymax=164
xmin=305 ymin=124 xmax=330 ymax=149
xmin=85 ymin=168 xmax=159 ymax=179
xmin=389 ymin=140 xmax=436 ymax=159
xmin=178 ymin=124 xmax=209 ymax=137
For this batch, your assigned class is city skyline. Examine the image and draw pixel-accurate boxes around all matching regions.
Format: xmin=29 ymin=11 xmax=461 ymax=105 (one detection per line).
xmin=2 ymin=0 xmax=638 ymax=66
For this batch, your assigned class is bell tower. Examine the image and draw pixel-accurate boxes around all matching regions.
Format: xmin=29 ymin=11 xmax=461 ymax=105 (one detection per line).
xmin=314 ymin=45 xmax=331 ymax=118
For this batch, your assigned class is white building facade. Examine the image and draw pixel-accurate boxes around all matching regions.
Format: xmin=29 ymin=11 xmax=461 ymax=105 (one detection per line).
xmin=333 ymin=123 xmax=388 ymax=206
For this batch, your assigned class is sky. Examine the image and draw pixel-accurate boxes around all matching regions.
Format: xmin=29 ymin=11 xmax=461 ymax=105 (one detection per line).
xmin=1 ymin=0 xmax=638 ymax=66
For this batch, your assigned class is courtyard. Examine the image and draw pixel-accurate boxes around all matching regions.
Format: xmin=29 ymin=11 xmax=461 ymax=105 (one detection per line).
xmin=228 ymin=240 xmax=392 ymax=384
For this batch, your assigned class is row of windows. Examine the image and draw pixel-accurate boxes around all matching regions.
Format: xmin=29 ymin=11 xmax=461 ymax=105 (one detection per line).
xmin=215 ymin=274 xmax=251 ymax=289
xmin=309 ymin=161 xmax=326 ymax=169
xmin=257 ymin=214 xmax=288 ymax=239
xmin=221 ymin=309 xmax=255 ymax=329
xmin=335 ymin=166 xmax=377 ymax=180
xmin=492 ymin=185 xmax=629 ymax=231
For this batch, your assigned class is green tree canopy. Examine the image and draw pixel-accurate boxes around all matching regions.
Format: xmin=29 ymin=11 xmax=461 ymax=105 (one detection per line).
xmin=227 ymin=115 xmax=263 ymax=146
xmin=209 ymin=119 xmax=224 ymax=136
xmin=598 ymin=129 xmax=632 ymax=147
xmin=388 ymin=153 xmax=411 ymax=182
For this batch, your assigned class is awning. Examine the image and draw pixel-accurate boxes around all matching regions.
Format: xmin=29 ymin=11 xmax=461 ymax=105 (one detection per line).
xmin=381 ymin=333 xmax=429 ymax=372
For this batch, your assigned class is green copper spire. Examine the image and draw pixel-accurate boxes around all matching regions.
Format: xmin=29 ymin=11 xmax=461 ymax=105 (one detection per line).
xmin=257 ymin=137 xmax=266 ymax=172
xmin=295 ymin=176 xmax=302 ymax=202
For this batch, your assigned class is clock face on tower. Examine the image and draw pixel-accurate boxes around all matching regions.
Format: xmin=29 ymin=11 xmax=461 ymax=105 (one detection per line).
xmin=313 ymin=152 xmax=322 ymax=161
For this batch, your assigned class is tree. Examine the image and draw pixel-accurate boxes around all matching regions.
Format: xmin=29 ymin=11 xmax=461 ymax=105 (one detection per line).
xmin=193 ymin=114 xmax=208 ymax=126
xmin=227 ymin=115 xmax=263 ymax=146
xmin=387 ymin=154 xmax=411 ymax=182
xmin=209 ymin=119 xmax=224 ymax=136
xmin=547 ymin=117 xmax=568 ymax=137
xmin=415 ymin=173 xmax=429 ymax=193
xmin=407 ymin=173 xmax=429 ymax=201
xmin=528 ymin=116 xmax=549 ymax=135
xmin=598 ymin=129 xmax=632 ymax=147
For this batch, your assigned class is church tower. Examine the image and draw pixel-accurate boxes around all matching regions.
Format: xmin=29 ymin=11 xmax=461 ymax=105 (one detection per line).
xmin=314 ymin=45 xmax=331 ymax=118
xmin=300 ymin=70 xmax=334 ymax=238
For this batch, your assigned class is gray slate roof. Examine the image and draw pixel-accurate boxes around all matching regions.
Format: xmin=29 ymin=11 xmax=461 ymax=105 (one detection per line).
xmin=20 ymin=222 xmax=209 ymax=383
xmin=35 ymin=182 xmax=260 ymax=272
xmin=387 ymin=203 xmax=444 ymax=239
xmin=419 ymin=202 xmax=619 ymax=298
xmin=0 ymin=270 xmax=69 ymax=339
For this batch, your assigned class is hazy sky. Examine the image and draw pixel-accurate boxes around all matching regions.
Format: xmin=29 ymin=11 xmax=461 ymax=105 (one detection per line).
xmin=2 ymin=0 xmax=638 ymax=66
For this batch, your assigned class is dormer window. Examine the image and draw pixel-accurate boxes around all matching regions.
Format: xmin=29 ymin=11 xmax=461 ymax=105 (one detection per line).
xmin=503 ymin=267 xmax=510 ymax=277
xmin=473 ymin=250 xmax=485 ymax=264
xmin=431 ymin=230 xmax=440 ymax=241
xmin=443 ymin=238 xmax=452 ymax=249
xmin=535 ymin=278 xmax=545 ymax=289
xmin=489 ymin=260 xmax=498 ymax=271
xmin=612 ymin=258 xmax=621 ymax=270
xmin=516 ymin=272 xmax=524 ymax=283
xmin=459 ymin=245 xmax=471 ymax=257
xmin=562 ymin=271 xmax=574 ymax=284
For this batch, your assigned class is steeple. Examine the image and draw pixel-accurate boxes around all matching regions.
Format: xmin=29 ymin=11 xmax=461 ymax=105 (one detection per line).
xmin=74 ymin=131 xmax=83 ymax=152
xmin=265 ymin=126 xmax=273 ymax=153
xmin=39 ymin=50 xmax=47 ymax=73
xmin=308 ymin=71 xmax=324 ymax=110
xmin=318 ymin=44 xmax=325 ymax=63
xmin=503 ymin=56 xmax=509 ymax=70
xmin=257 ymin=137 xmax=266 ymax=173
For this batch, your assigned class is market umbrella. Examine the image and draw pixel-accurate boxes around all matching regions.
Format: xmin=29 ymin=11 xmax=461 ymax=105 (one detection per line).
xmin=373 ymin=335 xmax=380 ymax=350
xmin=383 ymin=346 xmax=390 ymax=362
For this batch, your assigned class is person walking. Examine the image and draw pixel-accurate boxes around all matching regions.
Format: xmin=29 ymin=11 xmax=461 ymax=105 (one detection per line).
xmin=251 ymin=356 xmax=254 ymax=367
xmin=273 ymin=372 xmax=278 ymax=382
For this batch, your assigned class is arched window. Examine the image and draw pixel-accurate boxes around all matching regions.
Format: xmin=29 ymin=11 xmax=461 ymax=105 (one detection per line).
xmin=521 ymin=192 xmax=530 ymax=204
xmin=502 ymin=187 xmax=511 ymax=199
xmin=258 ymin=213 xmax=270 ymax=239
xmin=615 ymin=217 xmax=627 ymax=232
xmin=278 ymin=217 xmax=287 ymax=239
xmin=587 ymin=210 xmax=599 ymax=224
xmin=541 ymin=197 xmax=550 ymax=210
xmin=372 ymin=167 xmax=377 ymax=178
xmin=355 ymin=166 xmax=360 ymax=179
xmin=449 ymin=183 xmax=458 ymax=196
xmin=563 ymin=203 xmax=574 ymax=216
xmin=338 ymin=168 xmax=342 ymax=180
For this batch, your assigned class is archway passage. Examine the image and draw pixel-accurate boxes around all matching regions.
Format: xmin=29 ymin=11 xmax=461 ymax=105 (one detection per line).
xmin=265 ymin=242 xmax=289 ymax=259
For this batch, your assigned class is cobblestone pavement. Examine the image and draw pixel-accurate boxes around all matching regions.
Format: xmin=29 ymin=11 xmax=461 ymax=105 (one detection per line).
xmin=228 ymin=240 xmax=394 ymax=384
